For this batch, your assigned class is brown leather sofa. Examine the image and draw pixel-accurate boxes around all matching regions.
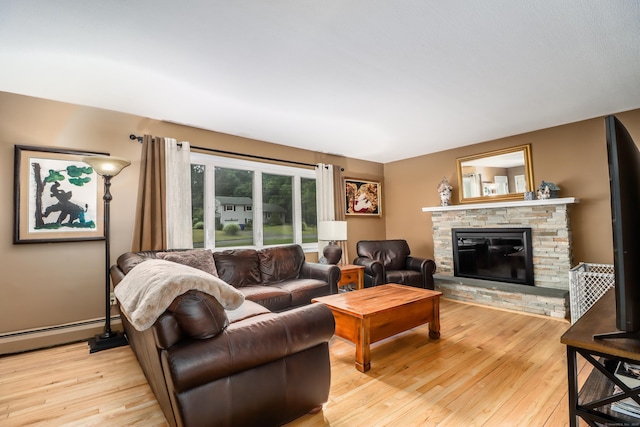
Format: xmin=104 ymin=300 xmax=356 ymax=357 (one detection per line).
xmin=116 ymin=244 xmax=341 ymax=312
xmin=213 ymin=244 xmax=341 ymax=310
xmin=353 ymin=239 xmax=437 ymax=289
xmin=110 ymin=244 xmax=338 ymax=427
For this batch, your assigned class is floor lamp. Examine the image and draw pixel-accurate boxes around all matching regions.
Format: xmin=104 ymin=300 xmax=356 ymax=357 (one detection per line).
xmin=83 ymin=155 xmax=131 ymax=353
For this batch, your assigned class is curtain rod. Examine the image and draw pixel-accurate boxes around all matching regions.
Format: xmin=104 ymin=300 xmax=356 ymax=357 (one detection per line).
xmin=129 ymin=134 xmax=318 ymax=168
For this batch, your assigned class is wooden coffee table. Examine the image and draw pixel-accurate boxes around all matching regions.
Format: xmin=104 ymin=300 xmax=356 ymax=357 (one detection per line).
xmin=312 ymin=284 xmax=442 ymax=372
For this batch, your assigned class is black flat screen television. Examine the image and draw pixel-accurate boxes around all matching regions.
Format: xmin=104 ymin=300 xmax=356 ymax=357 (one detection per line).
xmin=596 ymin=115 xmax=640 ymax=339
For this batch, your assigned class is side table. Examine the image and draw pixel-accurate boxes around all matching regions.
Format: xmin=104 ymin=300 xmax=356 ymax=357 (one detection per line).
xmin=338 ymin=264 xmax=365 ymax=291
xmin=561 ymin=289 xmax=640 ymax=426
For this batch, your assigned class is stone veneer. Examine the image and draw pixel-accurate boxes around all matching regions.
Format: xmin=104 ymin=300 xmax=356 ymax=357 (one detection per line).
xmin=433 ymin=275 xmax=570 ymax=318
xmin=423 ymin=198 xmax=577 ymax=318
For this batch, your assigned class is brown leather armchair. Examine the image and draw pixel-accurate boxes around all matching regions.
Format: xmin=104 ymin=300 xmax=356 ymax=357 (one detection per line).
xmin=353 ymin=239 xmax=437 ymax=290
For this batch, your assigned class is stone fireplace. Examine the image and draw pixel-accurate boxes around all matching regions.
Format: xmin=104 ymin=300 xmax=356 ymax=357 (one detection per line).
xmin=423 ymin=198 xmax=577 ymax=318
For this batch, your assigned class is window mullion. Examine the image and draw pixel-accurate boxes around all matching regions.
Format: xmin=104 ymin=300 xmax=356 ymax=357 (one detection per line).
xmin=293 ymin=176 xmax=302 ymax=245
xmin=205 ymin=164 xmax=216 ymax=249
xmin=254 ymin=171 xmax=263 ymax=247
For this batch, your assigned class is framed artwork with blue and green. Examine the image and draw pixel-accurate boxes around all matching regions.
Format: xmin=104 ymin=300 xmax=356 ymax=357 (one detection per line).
xmin=13 ymin=145 xmax=109 ymax=243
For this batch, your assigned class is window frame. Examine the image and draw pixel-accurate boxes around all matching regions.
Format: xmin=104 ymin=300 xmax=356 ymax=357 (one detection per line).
xmin=191 ymin=152 xmax=317 ymax=252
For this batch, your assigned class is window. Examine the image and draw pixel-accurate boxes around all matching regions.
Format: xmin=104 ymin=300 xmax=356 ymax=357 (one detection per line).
xmin=300 ymin=177 xmax=317 ymax=244
xmin=191 ymin=153 xmax=317 ymax=251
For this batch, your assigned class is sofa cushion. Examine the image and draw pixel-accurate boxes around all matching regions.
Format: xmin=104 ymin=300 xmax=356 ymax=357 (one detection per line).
xmin=168 ymin=290 xmax=229 ymax=339
xmin=239 ymin=286 xmax=292 ymax=312
xmin=214 ymin=249 xmax=262 ymax=287
xmin=386 ymin=270 xmax=422 ymax=288
xmin=226 ymin=300 xmax=271 ymax=324
xmin=157 ymin=249 xmax=218 ymax=277
xmin=258 ymin=245 xmax=304 ymax=284
xmin=273 ymin=279 xmax=330 ymax=307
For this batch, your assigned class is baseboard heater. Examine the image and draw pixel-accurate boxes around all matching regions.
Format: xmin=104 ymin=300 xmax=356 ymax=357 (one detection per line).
xmin=0 ymin=315 xmax=121 ymax=339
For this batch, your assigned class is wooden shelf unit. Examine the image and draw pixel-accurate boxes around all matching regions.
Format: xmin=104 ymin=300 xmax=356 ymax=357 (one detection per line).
xmin=561 ymin=290 xmax=640 ymax=426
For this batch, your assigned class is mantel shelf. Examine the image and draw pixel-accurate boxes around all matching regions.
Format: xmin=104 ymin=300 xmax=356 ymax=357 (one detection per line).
xmin=421 ymin=197 xmax=578 ymax=213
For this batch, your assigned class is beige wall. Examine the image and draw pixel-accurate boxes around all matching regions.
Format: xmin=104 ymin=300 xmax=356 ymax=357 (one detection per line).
xmin=384 ymin=108 xmax=640 ymax=268
xmin=2 ymin=90 xmax=638 ymax=353
xmin=0 ymin=91 xmax=383 ymax=353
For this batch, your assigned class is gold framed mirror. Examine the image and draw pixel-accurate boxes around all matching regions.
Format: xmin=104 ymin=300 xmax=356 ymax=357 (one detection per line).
xmin=456 ymin=144 xmax=534 ymax=204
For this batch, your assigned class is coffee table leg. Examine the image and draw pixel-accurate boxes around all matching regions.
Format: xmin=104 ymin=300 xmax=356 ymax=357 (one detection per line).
xmin=355 ymin=318 xmax=371 ymax=372
xmin=429 ymin=297 xmax=441 ymax=339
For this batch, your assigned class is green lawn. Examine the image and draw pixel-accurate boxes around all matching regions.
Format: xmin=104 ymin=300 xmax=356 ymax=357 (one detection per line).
xmin=192 ymin=225 xmax=317 ymax=248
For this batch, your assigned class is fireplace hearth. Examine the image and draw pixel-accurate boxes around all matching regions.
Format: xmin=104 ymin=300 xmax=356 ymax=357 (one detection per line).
xmin=452 ymin=228 xmax=534 ymax=286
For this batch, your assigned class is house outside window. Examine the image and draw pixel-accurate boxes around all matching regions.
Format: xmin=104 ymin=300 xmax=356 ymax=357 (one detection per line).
xmin=191 ymin=153 xmax=317 ymax=250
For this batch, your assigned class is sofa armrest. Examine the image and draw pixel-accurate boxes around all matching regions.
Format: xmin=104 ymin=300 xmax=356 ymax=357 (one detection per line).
xmin=300 ymin=262 xmax=341 ymax=294
xmin=406 ymin=256 xmax=437 ymax=290
xmin=110 ymin=264 xmax=126 ymax=287
xmin=353 ymin=257 xmax=384 ymax=287
xmin=162 ymin=303 xmax=335 ymax=393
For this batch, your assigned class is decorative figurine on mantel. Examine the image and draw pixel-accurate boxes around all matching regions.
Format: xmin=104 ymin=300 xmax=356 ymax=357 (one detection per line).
xmin=437 ymin=177 xmax=453 ymax=206
xmin=537 ymin=181 xmax=560 ymax=200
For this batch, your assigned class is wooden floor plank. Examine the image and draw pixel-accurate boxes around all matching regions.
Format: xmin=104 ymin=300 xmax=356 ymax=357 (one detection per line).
xmin=0 ymin=299 xmax=578 ymax=426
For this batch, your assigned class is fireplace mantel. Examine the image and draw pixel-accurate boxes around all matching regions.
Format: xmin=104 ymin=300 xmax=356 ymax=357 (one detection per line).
xmin=422 ymin=197 xmax=578 ymax=213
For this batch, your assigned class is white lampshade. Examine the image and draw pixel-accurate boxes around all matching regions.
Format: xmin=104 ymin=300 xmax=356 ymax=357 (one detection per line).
xmin=83 ymin=155 xmax=131 ymax=177
xmin=318 ymin=221 xmax=347 ymax=242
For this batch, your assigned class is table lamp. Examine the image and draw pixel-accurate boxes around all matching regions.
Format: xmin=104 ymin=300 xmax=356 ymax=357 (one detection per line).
xmin=318 ymin=220 xmax=347 ymax=264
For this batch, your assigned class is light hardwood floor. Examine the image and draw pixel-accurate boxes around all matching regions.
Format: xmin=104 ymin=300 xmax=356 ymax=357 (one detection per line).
xmin=0 ymin=299 xmax=591 ymax=426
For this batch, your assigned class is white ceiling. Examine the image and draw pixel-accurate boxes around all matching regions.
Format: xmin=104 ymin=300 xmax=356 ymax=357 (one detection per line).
xmin=1 ymin=1 xmax=639 ymax=163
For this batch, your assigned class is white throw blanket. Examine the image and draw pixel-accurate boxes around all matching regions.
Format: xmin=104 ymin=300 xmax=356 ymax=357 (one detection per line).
xmin=114 ymin=259 xmax=245 ymax=331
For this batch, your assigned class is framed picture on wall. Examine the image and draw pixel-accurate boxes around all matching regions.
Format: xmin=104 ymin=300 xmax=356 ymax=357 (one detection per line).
xmin=13 ymin=145 xmax=109 ymax=243
xmin=345 ymin=178 xmax=381 ymax=216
